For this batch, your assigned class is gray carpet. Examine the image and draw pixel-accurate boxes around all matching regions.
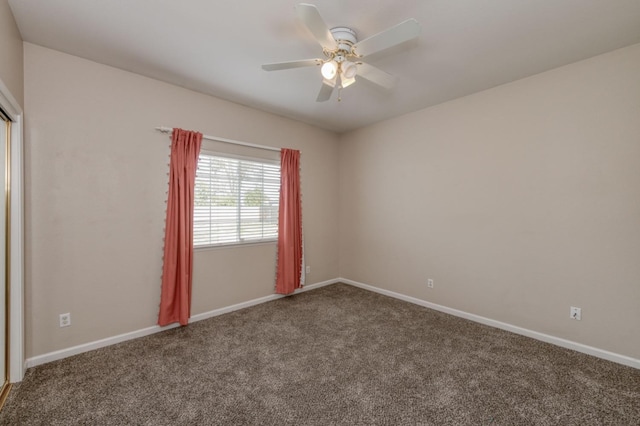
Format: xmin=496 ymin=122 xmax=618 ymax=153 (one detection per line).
xmin=1 ymin=283 xmax=639 ymax=425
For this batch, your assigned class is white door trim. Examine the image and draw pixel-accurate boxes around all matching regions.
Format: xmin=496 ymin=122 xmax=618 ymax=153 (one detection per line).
xmin=0 ymin=77 xmax=24 ymax=382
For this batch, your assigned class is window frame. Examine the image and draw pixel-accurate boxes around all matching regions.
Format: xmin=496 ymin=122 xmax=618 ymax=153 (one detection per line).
xmin=193 ymin=150 xmax=280 ymax=250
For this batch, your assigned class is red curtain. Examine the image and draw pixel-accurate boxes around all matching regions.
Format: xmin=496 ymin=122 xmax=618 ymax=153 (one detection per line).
xmin=275 ymin=149 xmax=303 ymax=295
xmin=158 ymin=128 xmax=202 ymax=326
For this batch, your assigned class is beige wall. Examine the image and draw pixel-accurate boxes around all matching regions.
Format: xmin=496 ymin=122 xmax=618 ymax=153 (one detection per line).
xmin=339 ymin=44 xmax=640 ymax=359
xmin=21 ymin=36 xmax=640 ymax=362
xmin=0 ymin=0 xmax=23 ymax=107
xmin=23 ymin=43 xmax=339 ymax=358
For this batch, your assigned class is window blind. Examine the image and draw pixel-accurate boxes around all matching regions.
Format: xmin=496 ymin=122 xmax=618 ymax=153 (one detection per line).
xmin=194 ymin=153 xmax=280 ymax=247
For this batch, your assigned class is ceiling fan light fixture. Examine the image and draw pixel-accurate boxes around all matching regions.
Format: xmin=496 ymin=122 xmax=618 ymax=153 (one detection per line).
xmin=342 ymin=61 xmax=357 ymax=79
xmin=341 ymin=75 xmax=356 ymax=88
xmin=321 ymin=60 xmax=338 ymax=79
xmin=322 ymin=75 xmax=337 ymax=88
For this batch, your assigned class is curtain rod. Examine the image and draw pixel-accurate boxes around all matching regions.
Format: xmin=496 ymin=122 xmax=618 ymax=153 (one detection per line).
xmin=155 ymin=127 xmax=281 ymax=152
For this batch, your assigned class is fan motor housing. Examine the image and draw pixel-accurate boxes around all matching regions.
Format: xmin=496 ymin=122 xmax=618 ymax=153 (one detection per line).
xmin=330 ymin=27 xmax=357 ymax=52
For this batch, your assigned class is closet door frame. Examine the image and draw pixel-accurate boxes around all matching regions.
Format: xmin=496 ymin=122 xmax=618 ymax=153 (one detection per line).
xmin=0 ymin=78 xmax=24 ymax=383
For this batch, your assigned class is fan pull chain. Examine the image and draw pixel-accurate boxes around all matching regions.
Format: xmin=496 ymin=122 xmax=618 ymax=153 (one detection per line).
xmin=338 ymin=86 xmax=343 ymax=102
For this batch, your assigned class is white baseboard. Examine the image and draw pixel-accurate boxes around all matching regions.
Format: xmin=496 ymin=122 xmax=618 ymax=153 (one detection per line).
xmin=188 ymin=278 xmax=338 ymax=323
xmin=25 ymin=323 xmax=181 ymax=368
xmin=25 ymin=278 xmax=339 ymax=369
xmin=339 ymin=278 xmax=640 ymax=370
xmin=25 ymin=277 xmax=639 ymax=371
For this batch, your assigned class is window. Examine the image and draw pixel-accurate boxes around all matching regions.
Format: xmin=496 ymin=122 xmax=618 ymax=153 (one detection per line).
xmin=194 ymin=152 xmax=280 ymax=247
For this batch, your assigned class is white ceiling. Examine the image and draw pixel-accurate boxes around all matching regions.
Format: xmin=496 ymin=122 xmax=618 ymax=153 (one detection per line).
xmin=8 ymin=0 xmax=640 ymax=133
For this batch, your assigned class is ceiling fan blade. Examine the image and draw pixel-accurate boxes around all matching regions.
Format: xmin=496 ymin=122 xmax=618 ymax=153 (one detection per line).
xmin=316 ymin=79 xmax=335 ymax=102
xmin=357 ymin=62 xmax=397 ymax=90
xmin=262 ymin=59 xmax=322 ymax=71
xmin=295 ymin=3 xmax=338 ymax=50
xmin=353 ymin=19 xmax=420 ymax=57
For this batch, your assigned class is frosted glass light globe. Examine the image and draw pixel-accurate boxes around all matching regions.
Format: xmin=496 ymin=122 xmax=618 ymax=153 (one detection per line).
xmin=321 ymin=61 xmax=338 ymax=79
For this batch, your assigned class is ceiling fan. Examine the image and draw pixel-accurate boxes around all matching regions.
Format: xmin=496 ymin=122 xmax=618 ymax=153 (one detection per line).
xmin=262 ymin=3 xmax=421 ymax=102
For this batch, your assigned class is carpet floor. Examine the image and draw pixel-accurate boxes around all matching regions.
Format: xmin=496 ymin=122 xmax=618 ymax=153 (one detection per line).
xmin=1 ymin=283 xmax=639 ymax=425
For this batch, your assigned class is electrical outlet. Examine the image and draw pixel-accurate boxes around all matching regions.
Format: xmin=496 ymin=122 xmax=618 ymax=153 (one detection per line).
xmin=427 ymin=279 xmax=434 ymax=288
xmin=306 ymin=266 xmax=311 ymax=274
xmin=59 ymin=313 xmax=71 ymax=327
xmin=570 ymin=307 xmax=581 ymax=321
